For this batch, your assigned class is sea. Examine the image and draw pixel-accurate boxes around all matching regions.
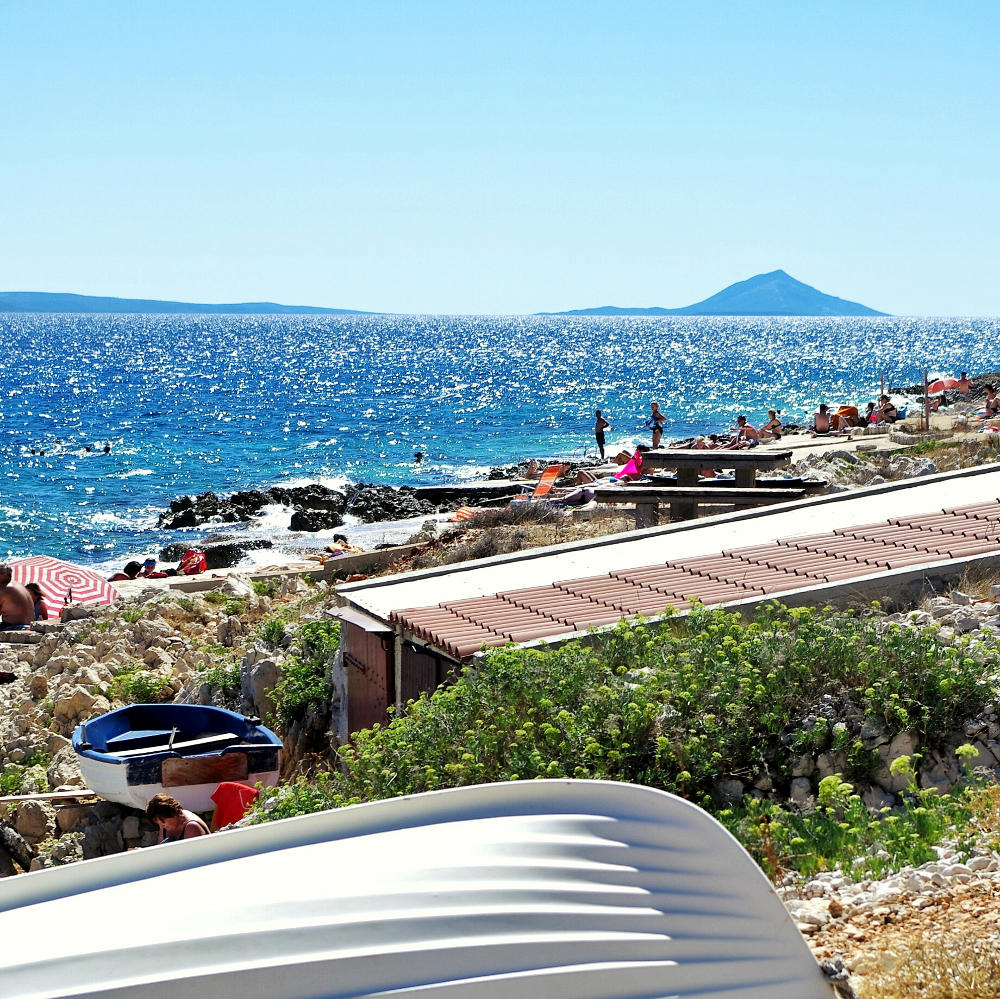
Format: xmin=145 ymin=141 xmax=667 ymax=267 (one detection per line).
xmin=1 ymin=312 xmax=996 ymax=571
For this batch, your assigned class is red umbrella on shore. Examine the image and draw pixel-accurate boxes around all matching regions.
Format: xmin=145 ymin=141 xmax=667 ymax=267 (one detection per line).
xmin=927 ymin=377 xmax=960 ymax=395
xmin=9 ymin=556 xmax=120 ymax=608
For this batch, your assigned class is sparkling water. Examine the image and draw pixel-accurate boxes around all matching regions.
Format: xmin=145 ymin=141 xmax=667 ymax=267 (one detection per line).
xmin=1 ymin=312 xmax=995 ymax=567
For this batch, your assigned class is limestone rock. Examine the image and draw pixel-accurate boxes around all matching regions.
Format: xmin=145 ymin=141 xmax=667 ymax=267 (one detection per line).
xmin=14 ymin=800 xmax=56 ymax=842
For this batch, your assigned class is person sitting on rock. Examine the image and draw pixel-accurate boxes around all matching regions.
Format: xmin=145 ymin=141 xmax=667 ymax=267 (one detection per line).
xmin=24 ymin=582 xmax=48 ymax=621
xmin=0 ymin=564 xmax=35 ymax=630
xmin=109 ymin=561 xmax=143 ymax=582
xmin=873 ymin=395 xmax=898 ymax=424
xmin=811 ymin=404 xmax=832 ymax=436
xmin=146 ymin=793 xmax=211 ymax=843
xmin=722 ymin=415 xmax=761 ymax=449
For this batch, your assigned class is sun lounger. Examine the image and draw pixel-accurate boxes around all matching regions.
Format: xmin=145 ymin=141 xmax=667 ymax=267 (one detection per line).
xmin=512 ymin=464 xmax=567 ymax=502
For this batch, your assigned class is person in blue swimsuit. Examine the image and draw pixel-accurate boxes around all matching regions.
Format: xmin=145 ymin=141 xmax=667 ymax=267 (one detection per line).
xmin=645 ymin=401 xmax=666 ymax=448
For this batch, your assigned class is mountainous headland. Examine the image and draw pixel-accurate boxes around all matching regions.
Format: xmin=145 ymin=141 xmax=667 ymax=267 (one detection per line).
xmin=0 ymin=292 xmax=371 ymax=315
xmin=542 ymin=269 xmax=886 ymax=317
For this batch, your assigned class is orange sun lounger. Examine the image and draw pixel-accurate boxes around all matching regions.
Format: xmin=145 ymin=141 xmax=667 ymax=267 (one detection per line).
xmin=513 ymin=464 xmax=567 ymax=502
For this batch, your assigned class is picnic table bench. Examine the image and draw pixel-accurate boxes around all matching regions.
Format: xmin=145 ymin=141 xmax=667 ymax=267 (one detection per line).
xmin=642 ymin=448 xmax=794 ymax=488
xmin=592 ymin=485 xmax=806 ymax=527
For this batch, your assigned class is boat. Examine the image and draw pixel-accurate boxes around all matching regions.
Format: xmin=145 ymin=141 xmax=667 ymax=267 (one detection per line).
xmin=0 ymin=780 xmax=836 ymax=998
xmin=71 ymin=703 xmax=282 ymax=811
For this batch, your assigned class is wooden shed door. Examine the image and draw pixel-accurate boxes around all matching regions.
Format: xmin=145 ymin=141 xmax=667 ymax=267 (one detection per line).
xmin=344 ymin=623 xmax=392 ymax=733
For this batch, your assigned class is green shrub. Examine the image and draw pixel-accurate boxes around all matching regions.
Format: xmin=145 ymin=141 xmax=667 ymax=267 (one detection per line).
xmin=257 ymin=615 xmax=288 ymax=648
xmin=246 ymin=603 xmax=1000 ymax=880
xmin=107 ymin=664 xmax=173 ymax=704
xmin=223 ymin=596 xmax=247 ymax=617
xmin=203 ymin=590 xmax=227 ymax=605
xmin=719 ymin=767 xmax=981 ymax=881
xmin=252 ymin=579 xmax=278 ymax=597
xmin=201 ymin=660 xmax=241 ymax=698
xmin=121 ymin=607 xmax=146 ymax=623
xmin=271 ymin=619 xmax=340 ymax=730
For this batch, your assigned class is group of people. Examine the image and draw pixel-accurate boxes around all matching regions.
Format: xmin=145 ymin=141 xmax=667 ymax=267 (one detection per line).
xmin=812 ymin=395 xmax=899 ymax=435
xmin=108 ymin=558 xmax=172 ymax=582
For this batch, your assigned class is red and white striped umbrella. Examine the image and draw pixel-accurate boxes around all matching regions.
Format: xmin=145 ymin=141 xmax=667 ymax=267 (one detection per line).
xmin=927 ymin=377 xmax=960 ymax=395
xmin=9 ymin=556 xmax=121 ymax=607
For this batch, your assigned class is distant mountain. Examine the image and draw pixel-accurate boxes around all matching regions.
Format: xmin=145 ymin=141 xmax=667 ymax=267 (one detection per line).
xmin=541 ymin=270 xmax=886 ymax=317
xmin=0 ymin=292 xmax=371 ymax=315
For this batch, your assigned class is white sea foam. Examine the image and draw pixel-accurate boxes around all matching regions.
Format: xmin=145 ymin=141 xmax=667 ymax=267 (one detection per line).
xmin=107 ymin=468 xmax=154 ymax=479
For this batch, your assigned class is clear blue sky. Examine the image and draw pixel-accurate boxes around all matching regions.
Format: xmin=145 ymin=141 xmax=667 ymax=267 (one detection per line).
xmin=2 ymin=2 xmax=997 ymax=315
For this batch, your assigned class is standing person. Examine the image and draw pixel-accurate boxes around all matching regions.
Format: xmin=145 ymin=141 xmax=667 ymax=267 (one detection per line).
xmin=956 ymin=372 xmax=973 ymax=395
xmin=594 ymin=409 xmax=610 ymax=461
xmin=645 ymin=401 xmax=666 ymax=448
xmin=145 ymin=793 xmax=211 ymax=843
xmin=0 ymin=564 xmax=35 ymax=629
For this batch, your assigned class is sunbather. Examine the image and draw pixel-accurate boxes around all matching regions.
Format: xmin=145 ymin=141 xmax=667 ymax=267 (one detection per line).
xmin=722 ymin=415 xmax=760 ymax=449
xmin=0 ymin=564 xmax=35 ymax=629
xmin=109 ymin=561 xmax=143 ymax=582
xmin=811 ymin=405 xmax=832 ymax=435
xmin=613 ymin=446 xmax=649 ymax=482
xmin=758 ymin=410 xmax=783 ymax=439
xmin=872 ymin=395 xmax=897 ymax=424
xmin=24 ymin=582 xmax=48 ymax=621
xmin=985 ymin=385 xmax=1000 ymax=415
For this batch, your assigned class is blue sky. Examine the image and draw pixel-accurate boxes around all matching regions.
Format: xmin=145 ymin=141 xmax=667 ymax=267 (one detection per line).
xmin=2 ymin=2 xmax=997 ymax=314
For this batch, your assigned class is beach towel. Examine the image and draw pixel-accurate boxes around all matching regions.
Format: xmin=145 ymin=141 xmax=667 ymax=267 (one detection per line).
xmin=210 ymin=781 xmax=261 ymax=829
xmin=178 ymin=549 xmax=207 ymax=575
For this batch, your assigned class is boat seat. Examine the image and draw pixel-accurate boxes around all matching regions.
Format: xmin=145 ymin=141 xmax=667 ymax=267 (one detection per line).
xmin=105 ymin=729 xmax=176 ymax=752
xmin=105 ymin=733 xmax=242 ymax=758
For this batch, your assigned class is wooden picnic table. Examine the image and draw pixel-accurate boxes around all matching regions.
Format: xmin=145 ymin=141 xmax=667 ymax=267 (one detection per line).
xmin=592 ymin=485 xmax=805 ymax=527
xmin=641 ymin=448 xmax=793 ymax=489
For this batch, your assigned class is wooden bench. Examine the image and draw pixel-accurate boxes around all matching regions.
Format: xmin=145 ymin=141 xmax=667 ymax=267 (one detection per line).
xmin=592 ymin=486 xmax=806 ymax=527
xmin=642 ymin=448 xmax=793 ymax=488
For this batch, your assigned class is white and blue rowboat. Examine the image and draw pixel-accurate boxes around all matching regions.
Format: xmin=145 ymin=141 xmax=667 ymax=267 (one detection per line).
xmin=0 ymin=780 xmax=836 ymax=998
xmin=72 ymin=703 xmax=282 ymax=812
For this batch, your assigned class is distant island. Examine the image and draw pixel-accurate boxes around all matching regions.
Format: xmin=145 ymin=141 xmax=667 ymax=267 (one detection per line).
xmin=0 ymin=292 xmax=371 ymax=315
xmin=540 ymin=270 xmax=886 ymax=317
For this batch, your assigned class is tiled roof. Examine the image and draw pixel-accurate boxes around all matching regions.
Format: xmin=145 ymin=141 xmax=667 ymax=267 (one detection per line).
xmin=387 ymin=499 xmax=1000 ymax=661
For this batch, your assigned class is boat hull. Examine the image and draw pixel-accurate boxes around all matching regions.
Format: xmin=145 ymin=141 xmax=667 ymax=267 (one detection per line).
xmin=0 ymin=781 xmax=835 ymax=999
xmin=75 ymin=751 xmax=280 ymax=811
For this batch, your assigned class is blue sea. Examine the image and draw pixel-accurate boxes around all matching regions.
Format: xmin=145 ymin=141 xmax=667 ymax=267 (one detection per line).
xmin=1 ymin=313 xmax=996 ymax=570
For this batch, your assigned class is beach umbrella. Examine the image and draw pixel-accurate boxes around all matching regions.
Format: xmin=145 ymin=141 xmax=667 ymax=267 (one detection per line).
xmin=9 ymin=556 xmax=120 ymax=607
xmin=927 ymin=377 xmax=960 ymax=395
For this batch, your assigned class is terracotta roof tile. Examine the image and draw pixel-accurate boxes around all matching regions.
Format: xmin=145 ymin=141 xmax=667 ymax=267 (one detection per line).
xmin=381 ymin=496 xmax=1000 ymax=660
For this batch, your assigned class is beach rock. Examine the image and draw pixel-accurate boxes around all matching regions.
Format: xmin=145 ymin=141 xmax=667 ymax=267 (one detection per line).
xmin=0 ymin=824 xmax=33 ymax=872
xmin=789 ymin=777 xmax=812 ymax=806
xmin=47 ymin=746 xmax=85 ymax=789
xmin=218 ymin=615 xmax=244 ymax=647
xmin=713 ymin=778 xmax=744 ymax=805
xmin=345 ymin=484 xmax=435 ymax=523
xmin=241 ymin=656 xmax=281 ymax=721
xmin=289 ymin=508 xmax=344 ymax=532
xmin=53 ymin=686 xmax=103 ymax=724
xmin=14 ymin=800 xmax=56 ymax=842
xmin=222 ymin=575 xmax=255 ymax=598
xmin=31 ymin=831 xmax=84 ymax=871
xmin=158 ymin=485 xmax=348 ymax=530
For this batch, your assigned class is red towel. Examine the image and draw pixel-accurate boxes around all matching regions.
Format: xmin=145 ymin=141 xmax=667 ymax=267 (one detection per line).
xmin=210 ymin=781 xmax=261 ymax=829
